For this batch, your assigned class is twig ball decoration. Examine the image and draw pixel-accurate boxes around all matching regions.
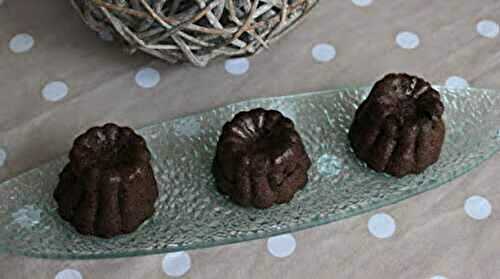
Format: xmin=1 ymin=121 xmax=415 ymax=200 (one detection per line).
xmin=70 ymin=0 xmax=319 ymax=67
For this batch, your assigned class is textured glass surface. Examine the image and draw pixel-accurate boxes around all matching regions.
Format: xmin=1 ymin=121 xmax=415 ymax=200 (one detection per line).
xmin=0 ymin=86 xmax=499 ymax=259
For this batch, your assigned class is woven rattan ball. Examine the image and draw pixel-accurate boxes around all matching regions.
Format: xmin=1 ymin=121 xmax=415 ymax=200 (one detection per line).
xmin=70 ymin=0 xmax=319 ymax=67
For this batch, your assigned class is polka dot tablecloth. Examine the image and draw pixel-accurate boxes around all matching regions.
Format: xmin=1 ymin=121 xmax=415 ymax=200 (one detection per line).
xmin=1 ymin=0 xmax=500 ymax=278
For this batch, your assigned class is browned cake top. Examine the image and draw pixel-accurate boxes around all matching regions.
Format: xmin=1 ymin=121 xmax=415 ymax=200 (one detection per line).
xmin=216 ymin=108 xmax=303 ymax=171
xmin=69 ymin=123 xmax=150 ymax=174
xmin=365 ymin=73 xmax=444 ymax=124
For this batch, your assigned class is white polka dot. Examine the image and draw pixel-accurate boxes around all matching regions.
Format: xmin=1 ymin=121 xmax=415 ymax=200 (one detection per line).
xmin=464 ymin=195 xmax=492 ymax=220
xmin=42 ymin=81 xmax=69 ymax=102
xmin=476 ymin=20 xmax=499 ymax=38
xmin=135 ymin=67 xmax=160 ymax=88
xmin=12 ymin=205 xmax=41 ymax=228
xmin=55 ymin=269 xmax=82 ymax=279
xmin=395 ymin=31 xmax=420 ymax=49
xmin=162 ymin=252 xmax=191 ymax=277
xmin=98 ymin=30 xmax=114 ymax=42
xmin=312 ymin=43 xmax=336 ymax=63
xmin=9 ymin=33 xmax=34 ymax=53
xmin=267 ymin=234 xmax=296 ymax=258
xmin=352 ymin=0 xmax=373 ymax=7
xmin=224 ymin=58 xmax=250 ymax=75
xmin=368 ymin=213 xmax=396 ymax=239
xmin=430 ymin=276 xmax=448 ymax=279
xmin=0 ymin=147 xmax=6 ymax=167
xmin=445 ymin=76 xmax=469 ymax=90
xmin=317 ymin=154 xmax=342 ymax=176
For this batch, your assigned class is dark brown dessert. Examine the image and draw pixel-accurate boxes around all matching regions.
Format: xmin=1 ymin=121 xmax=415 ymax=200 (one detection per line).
xmin=213 ymin=108 xmax=311 ymax=208
xmin=53 ymin=123 xmax=158 ymax=238
xmin=348 ymin=73 xmax=445 ymax=177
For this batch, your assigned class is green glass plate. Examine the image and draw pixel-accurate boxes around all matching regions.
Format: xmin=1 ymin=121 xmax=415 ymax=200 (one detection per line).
xmin=1 ymin=86 xmax=499 ymax=259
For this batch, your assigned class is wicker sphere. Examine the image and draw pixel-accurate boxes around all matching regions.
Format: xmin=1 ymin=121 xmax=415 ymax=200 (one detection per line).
xmin=70 ymin=0 xmax=319 ymax=67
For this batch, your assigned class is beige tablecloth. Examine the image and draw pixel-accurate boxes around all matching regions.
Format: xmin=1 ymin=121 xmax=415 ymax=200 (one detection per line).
xmin=1 ymin=0 xmax=500 ymax=278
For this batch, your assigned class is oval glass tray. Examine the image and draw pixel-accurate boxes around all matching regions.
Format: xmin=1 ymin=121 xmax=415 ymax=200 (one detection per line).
xmin=1 ymin=86 xmax=499 ymax=259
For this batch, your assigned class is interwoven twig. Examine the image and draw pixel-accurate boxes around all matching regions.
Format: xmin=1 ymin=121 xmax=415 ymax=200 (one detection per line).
xmin=70 ymin=0 xmax=319 ymax=67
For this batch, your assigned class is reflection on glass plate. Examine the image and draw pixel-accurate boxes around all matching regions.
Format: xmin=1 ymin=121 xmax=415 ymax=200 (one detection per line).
xmin=0 ymin=86 xmax=499 ymax=259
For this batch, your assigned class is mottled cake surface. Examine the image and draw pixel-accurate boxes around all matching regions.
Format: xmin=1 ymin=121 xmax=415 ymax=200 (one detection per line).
xmin=349 ymin=73 xmax=446 ymax=177
xmin=54 ymin=123 xmax=158 ymax=238
xmin=213 ymin=108 xmax=311 ymax=208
